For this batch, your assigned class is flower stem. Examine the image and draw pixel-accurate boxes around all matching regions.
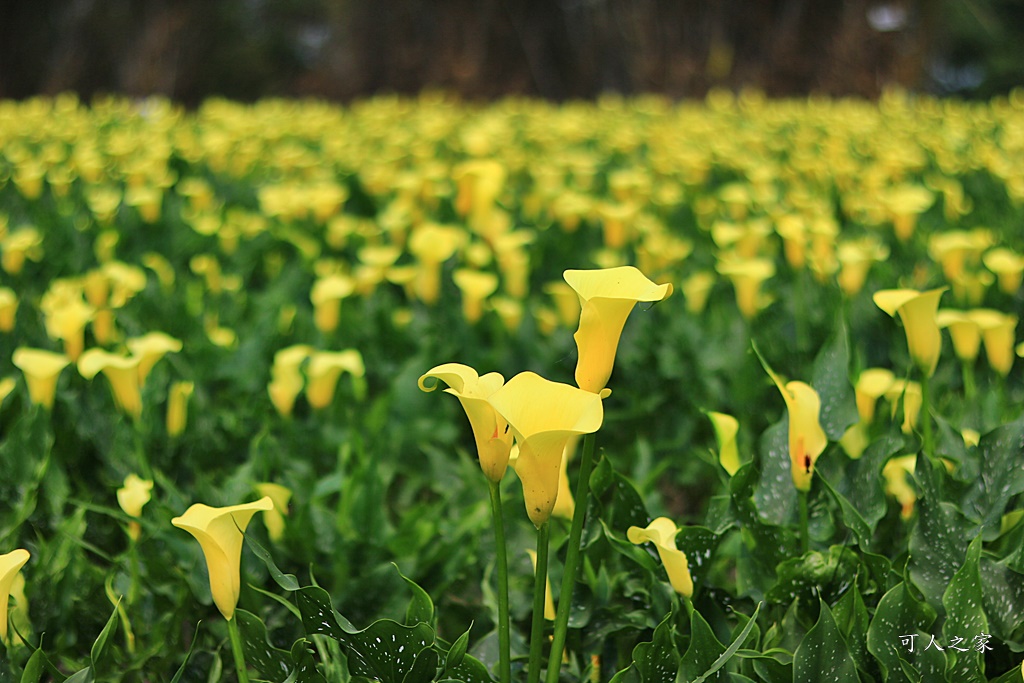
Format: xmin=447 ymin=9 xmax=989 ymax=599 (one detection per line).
xmin=921 ymin=373 xmax=934 ymax=461
xmin=528 ymin=521 xmax=550 ymax=683
xmin=961 ymin=360 xmax=976 ymax=402
xmin=488 ymin=479 xmax=512 ymax=683
xmin=798 ymin=490 xmax=809 ymax=554
xmin=227 ymin=615 xmax=249 ymax=683
xmin=545 ymin=432 xmax=596 ymax=683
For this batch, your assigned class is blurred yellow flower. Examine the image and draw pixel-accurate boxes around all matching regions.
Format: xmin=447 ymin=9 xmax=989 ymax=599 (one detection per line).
xmin=117 ymin=474 xmax=154 ymax=541
xmin=715 ymin=256 xmax=774 ymax=320
xmin=419 ymin=363 xmax=514 ymax=483
xmin=983 ymin=247 xmax=1024 ymax=294
xmin=255 ymin=483 xmax=292 ymax=543
xmin=706 ymin=411 xmax=740 ymax=475
xmin=310 ymin=274 xmax=356 ymax=333
xmin=936 ymin=310 xmax=982 ymax=362
xmin=0 ymin=287 xmax=17 ymax=332
xmin=883 ymin=455 xmax=917 ymax=519
xmin=12 ymin=347 xmax=70 ymax=409
xmin=885 ymin=379 xmax=922 ymax=434
xmin=171 ymin=497 xmax=274 ymax=621
xmin=969 ymin=309 xmax=1017 ymax=376
xmin=0 ymin=549 xmax=30 ymax=645
xmin=166 ymin=381 xmax=194 ymax=437
xmin=487 ymin=372 xmax=603 ymax=526
xmin=453 ymin=268 xmax=499 ymax=323
xmin=563 ymin=266 xmax=672 ymax=394
xmin=306 ymin=350 xmax=365 ymax=409
xmin=78 ymin=349 xmax=143 ymax=419
xmin=126 ymin=332 xmax=183 ymax=384
xmin=627 ymin=518 xmax=693 ymax=598
xmin=874 ymin=288 xmax=946 ymax=377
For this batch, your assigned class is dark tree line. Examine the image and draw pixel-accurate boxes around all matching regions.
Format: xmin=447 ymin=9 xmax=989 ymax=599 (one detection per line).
xmin=1 ymin=0 xmax=1020 ymax=103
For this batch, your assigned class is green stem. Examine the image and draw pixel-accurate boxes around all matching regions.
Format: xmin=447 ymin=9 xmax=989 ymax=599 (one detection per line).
xmin=227 ymin=615 xmax=249 ymax=683
xmin=961 ymin=360 xmax=976 ymax=402
xmin=128 ymin=540 xmax=140 ymax=605
xmin=545 ymin=432 xmax=596 ymax=683
xmin=920 ymin=373 xmax=934 ymax=461
xmin=488 ymin=480 xmax=512 ymax=683
xmin=528 ymin=522 xmax=550 ymax=683
xmin=798 ymin=490 xmax=809 ymax=554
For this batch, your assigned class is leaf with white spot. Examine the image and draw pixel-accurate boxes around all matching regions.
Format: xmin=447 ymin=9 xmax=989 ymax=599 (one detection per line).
xmin=793 ymin=598 xmax=859 ymax=683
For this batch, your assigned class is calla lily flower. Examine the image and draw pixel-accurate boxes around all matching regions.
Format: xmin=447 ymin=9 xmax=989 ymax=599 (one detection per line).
xmin=715 ymin=256 xmax=775 ymax=320
xmin=882 ymin=455 xmax=918 ymax=519
xmin=563 ymin=266 xmax=673 ymax=394
xmin=0 ymin=286 xmax=17 ymax=332
xmin=12 ymin=347 xmax=70 ymax=409
xmin=171 ymin=497 xmax=274 ymax=621
xmin=126 ymin=332 xmax=183 ymax=385
xmin=118 ymin=474 xmax=154 ymax=541
xmin=854 ymin=368 xmax=896 ymax=423
xmin=0 ymin=377 xmax=15 ymax=407
xmin=936 ymin=310 xmax=982 ymax=362
xmin=41 ymin=289 xmax=94 ymax=362
xmin=874 ymin=288 xmax=946 ymax=377
xmin=884 ymin=379 xmax=922 ymax=434
xmin=166 ymin=381 xmax=194 ymax=437
xmin=255 ymin=483 xmax=292 ymax=543
xmin=310 ymin=273 xmax=355 ymax=334
xmin=1 ymin=549 xmax=30 ymax=644
xmin=78 ymin=349 xmax=143 ymax=420
xmin=983 ymin=248 xmax=1024 ymax=294
xmin=487 ymin=372 xmax=603 ymax=526
xmin=453 ymin=268 xmax=498 ymax=323
xmin=627 ymin=517 xmax=693 ymax=598
xmin=551 ymin=439 xmax=577 ymax=520
xmin=418 ymin=363 xmax=513 ymax=483
xmin=969 ymin=309 xmax=1018 ymax=376
xmin=761 ymin=356 xmax=827 ymax=492
xmin=306 ymin=350 xmax=365 ymax=409
xmin=681 ymin=271 xmax=715 ymax=314
xmin=706 ymin=411 xmax=741 ymax=475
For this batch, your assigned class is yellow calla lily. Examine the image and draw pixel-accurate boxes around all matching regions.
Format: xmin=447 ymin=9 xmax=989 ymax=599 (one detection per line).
xmin=1 ymin=549 xmax=30 ymax=644
xmin=873 ymin=288 xmax=946 ymax=377
xmin=166 ymin=380 xmax=194 ymax=437
xmin=487 ymin=371 xmax=603 ymax=526
xmin=255 ymin=483 xmax=292 ymax=543
xmin=126 ymin=332 xmax=183 ymax=385
xmin=552 ymin=437 xmax=577 ymax=520
xmin=882 ymin=455 xmax=918 ymax=519
xmin=706 ymin=411 xmax=740 ymax=475
xmin=969 ymin=309 xmax=1018 ymax=376
xmin=171 ymin=497 xmax=274 ymax=621
xmin=884 ymin=379 xmax=922 ymax=434
xmin=310 ymin=273 xmax=355 ymax=333
xmin=0 ymin=377 xmax=15 ymax=407
xmin=936 ymin=310 xmax=982 ymax=362
xmin=982 ymin=247 xmax=1024 ymax=294
xmin=78 ymin=349 xmax=143 ymax=420
xmin=117 ymin=473 xmax=154 ymax=541
xmin=305 ymin=350 xmax=365 ymax=409
xmin=563 ymin=266 xmax=673 ymax=394
xmin=453 ymin=268 xmax=499 ymax=323
xmin=761 ymin=355 xmax=827 ymax=492
xmin=418 ymin=363 xmax=513 ymax=483
xmin=0 ymin=286 xmax=18 ymax=332
xmin=854 ymin=368 xmax=895 ymax=423
xmin=627 ymin=517 xmax=693 ymax=598
xmin=12 ymin=347 xmax=70 ymax=409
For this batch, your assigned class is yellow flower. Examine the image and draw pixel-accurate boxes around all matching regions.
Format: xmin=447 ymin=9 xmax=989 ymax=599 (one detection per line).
xmin=627 ymin=518 xmax=693 ymax=598
xmin=41 ymin=287 xmax=94 ymax=362
xmin=563 ymin=266 xmax=673 ymax=394
xmin=715 ymin=256 xmax=775 ymax=320
xmin=166 ymin=381 xmax=194 ymax=437
xmin=853 ymin=368 xmax=896 ymax=423
xmin=969 ymin=309 xmax=1018 ymax=376
xmin=706 ymin=411 xmax=740 ymax=475
xmin=171 ymin=497 xmax=274 ymax=621
xmin=873 ymin=288 xmax=946 ymax=377
xmin=487 ymin=372 xmax=603 ymax=526
xmin=1 ymin=549 xmax=30 ymax=644
xmin=681 ymin=271 xmax=715 ymax=315
xmin=78 ymin=349 xmax=143 ymax=420
xmin=12 ymin=347 xmax=70 ymax=409
xmin=936 ymin=310 xmax=982 ymax=362
xmin=551 ymin=437 xmax=577 ymax=520
xmin=408 ymin=223 xmax=465 ymax=304
xmin=525 ymin=549 xmax=556 ymax=620
xmin=418 ymin=363 xmax=514 ymax=483
xmin=453 ymin=269 xmax=499 ymax=323
xmin=884 ymin=379 xmax=922 ymax=434
xmin=0 ymin=287 xmax=17 ymax=332
xmin=117 ymin=474 xmax=154 ymax=541
xmin=882 ymin=455 xmax=917 ymax=519
xmin=761 ymin=356 xmax=827 ymax=492
xmin=255 ymin=483 xmax=292 ymax=543
xmin=305 ymin=350 xmax=365 ymax=409
xmin=310 ymin=274 xmax=355 ymax=334
xmin=126 ymin=332 xmax=183 ymax=385
xmin=0 ymin=377 xmax=15 ymax=407
xmin=267 ymin=345 xmax=313 ymax=417
xmin=983 ymin=247 xmax=1024 ymax=294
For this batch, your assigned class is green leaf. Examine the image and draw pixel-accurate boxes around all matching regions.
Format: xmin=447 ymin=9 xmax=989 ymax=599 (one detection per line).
xmin=831 ymin=584 xmax=870 ymax=676
xmin=444 ymin=652 xmax=493 ymax=683
xmin=979 ymin=556 xmax=1024 ymax=647
xmin=792 ymin=599 xmax=858 ymax=683
xmin=690 ymin=601 xmax=762 ymax=683
xmin=19 ymin=649 xmax=48 ymax=683
xmin=296 ymin=587 xmax=437 ymax=683
xmin=62 ymin=669 xmax=91 ymax=683
xmin=680 ymin=609 xmax=726 ymax=682
xmin=244 ymin=532 xmax=300 ymax=591
xmin=89 ymin=602 xmax=120 ymax=673
xmin=394 ymin=563 xmax=435 ymax=627
xmin=236 ymin=609 xmax=293 ymax=683
xmin=941 ymin=536 xmax=987 ymax=683
xmin=288 ymin=639 xmax=328 ymax=683
xmin=630 ymin=612 xmax=679 ymax=683
xmin=444 ymin=625 xmax=471 ymax=674
xmin=866 ymin=582 xmax=944 ymax=683
xmin=169 ymin=622 xmax=203 ymax=683
xmin=961 ymin=417 xmax=1024 ymax=537
xmin=766 ymin=545 xmax=860 ymax=607
xmin=810 ymin=315 xmax=859 ymax=442
xmin=754 ymin=419 xmax=796 ymax=526
xmin=675 ymin=526 xmax=721 ymax=594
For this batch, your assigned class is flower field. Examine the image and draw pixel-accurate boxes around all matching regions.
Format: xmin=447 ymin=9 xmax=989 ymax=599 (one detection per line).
xmin=1 ymin=90 xmax=1024 ymax=681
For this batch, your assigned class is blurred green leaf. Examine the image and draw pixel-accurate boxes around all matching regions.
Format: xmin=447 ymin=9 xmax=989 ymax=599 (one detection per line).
xmin=244 ymin=529 xmax=300 ymax=591
xmin=960 ymin=417 xmax=1024 ymax=537
xmin=394 ymin=563 xmax=435 ymax=627
xmin=792 ymin=599 xmax=858 ymax=683
xmin=810 ymin=315 xmax=859 ymax=442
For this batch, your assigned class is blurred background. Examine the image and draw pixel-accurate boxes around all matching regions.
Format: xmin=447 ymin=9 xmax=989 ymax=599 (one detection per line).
xmin=1 ymin=0 xmax=1022 ymax=104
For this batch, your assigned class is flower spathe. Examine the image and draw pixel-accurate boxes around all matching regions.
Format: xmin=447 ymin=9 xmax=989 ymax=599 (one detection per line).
xmin=418 ymin=363 xmax=513 ymax=483
xmin=563 ymin=266 xmax=672 ymax=394
xmin=1 ymin=549 xmax=30 ymax=644
xmin=78 ymin=349 xmax=143 ymax=419
xmin=486 ymin=371 xmax=603 ymax=526
xmin=627 ymin=518 xmax=693 ymax=598
xmin=761 ymin=356 xmax=827 ymax=492
xmin=706 ymin=411 xmax=741 ymax=475
xmin=255 ymin=483 xmax=292 ymax=543
xmin=873 ymin=288 xmax=946 ymax=377
xmin=118 ymin=474 xmax=153 ymax=541
xmin=171 ymin=497 xmax=274 ymax=621
xmin=12 ymin=347 xmax=70 ymax=409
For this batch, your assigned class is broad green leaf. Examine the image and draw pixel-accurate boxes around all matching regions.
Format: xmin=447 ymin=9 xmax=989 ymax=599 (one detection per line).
xmin=589 ymin=456 xmax=650 ymax=533
xmin=89 ymin=602 xmax=120 ymax=673
xmin=941 ymin=536 xmax=987 ymax=683
xmin=690 ymin=602 xmax=762 ymax=683
xmin=831 ymin=584 xmax=870 ymax=676
xmin=62 ymin=669 xmax=91 ymax=683
xmin=236 ymin=609 xmax=293 ymax=683
xmin=444 ymin=652 xmax=493 ymax=683
xmin=810 ymin=315 xmax=859 ymax=442
xmin=444 ymin=625 xmax=471 ymax=674
xmin=288 ymin=639 xmax=328 ymax=683
xmin=754 ymin=419 xmax=796 ymax=526
xmin=630 ymin=613 xmax=679 ymax=683
xmin=961 ymin=417 xmax=1024 ymax=537
xmin=766 ymin=545 xmax=860 ymax=607
xmin=679 ymin=609 xmax=726 ymax=682
xmin=675 ymin=526 xmax=721 ymax=594
xmin=866 ymin=582 xmax=944 ymax=683
xmin=792 ymin=599 xmax=858 ymax=683
xmin=979 ymin=557 xmax=1024 ymax=647
xmin=244 ymin=532 xmax=300 ymax=591
xmin=394 ymin=563 xmax=435 ymax=627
